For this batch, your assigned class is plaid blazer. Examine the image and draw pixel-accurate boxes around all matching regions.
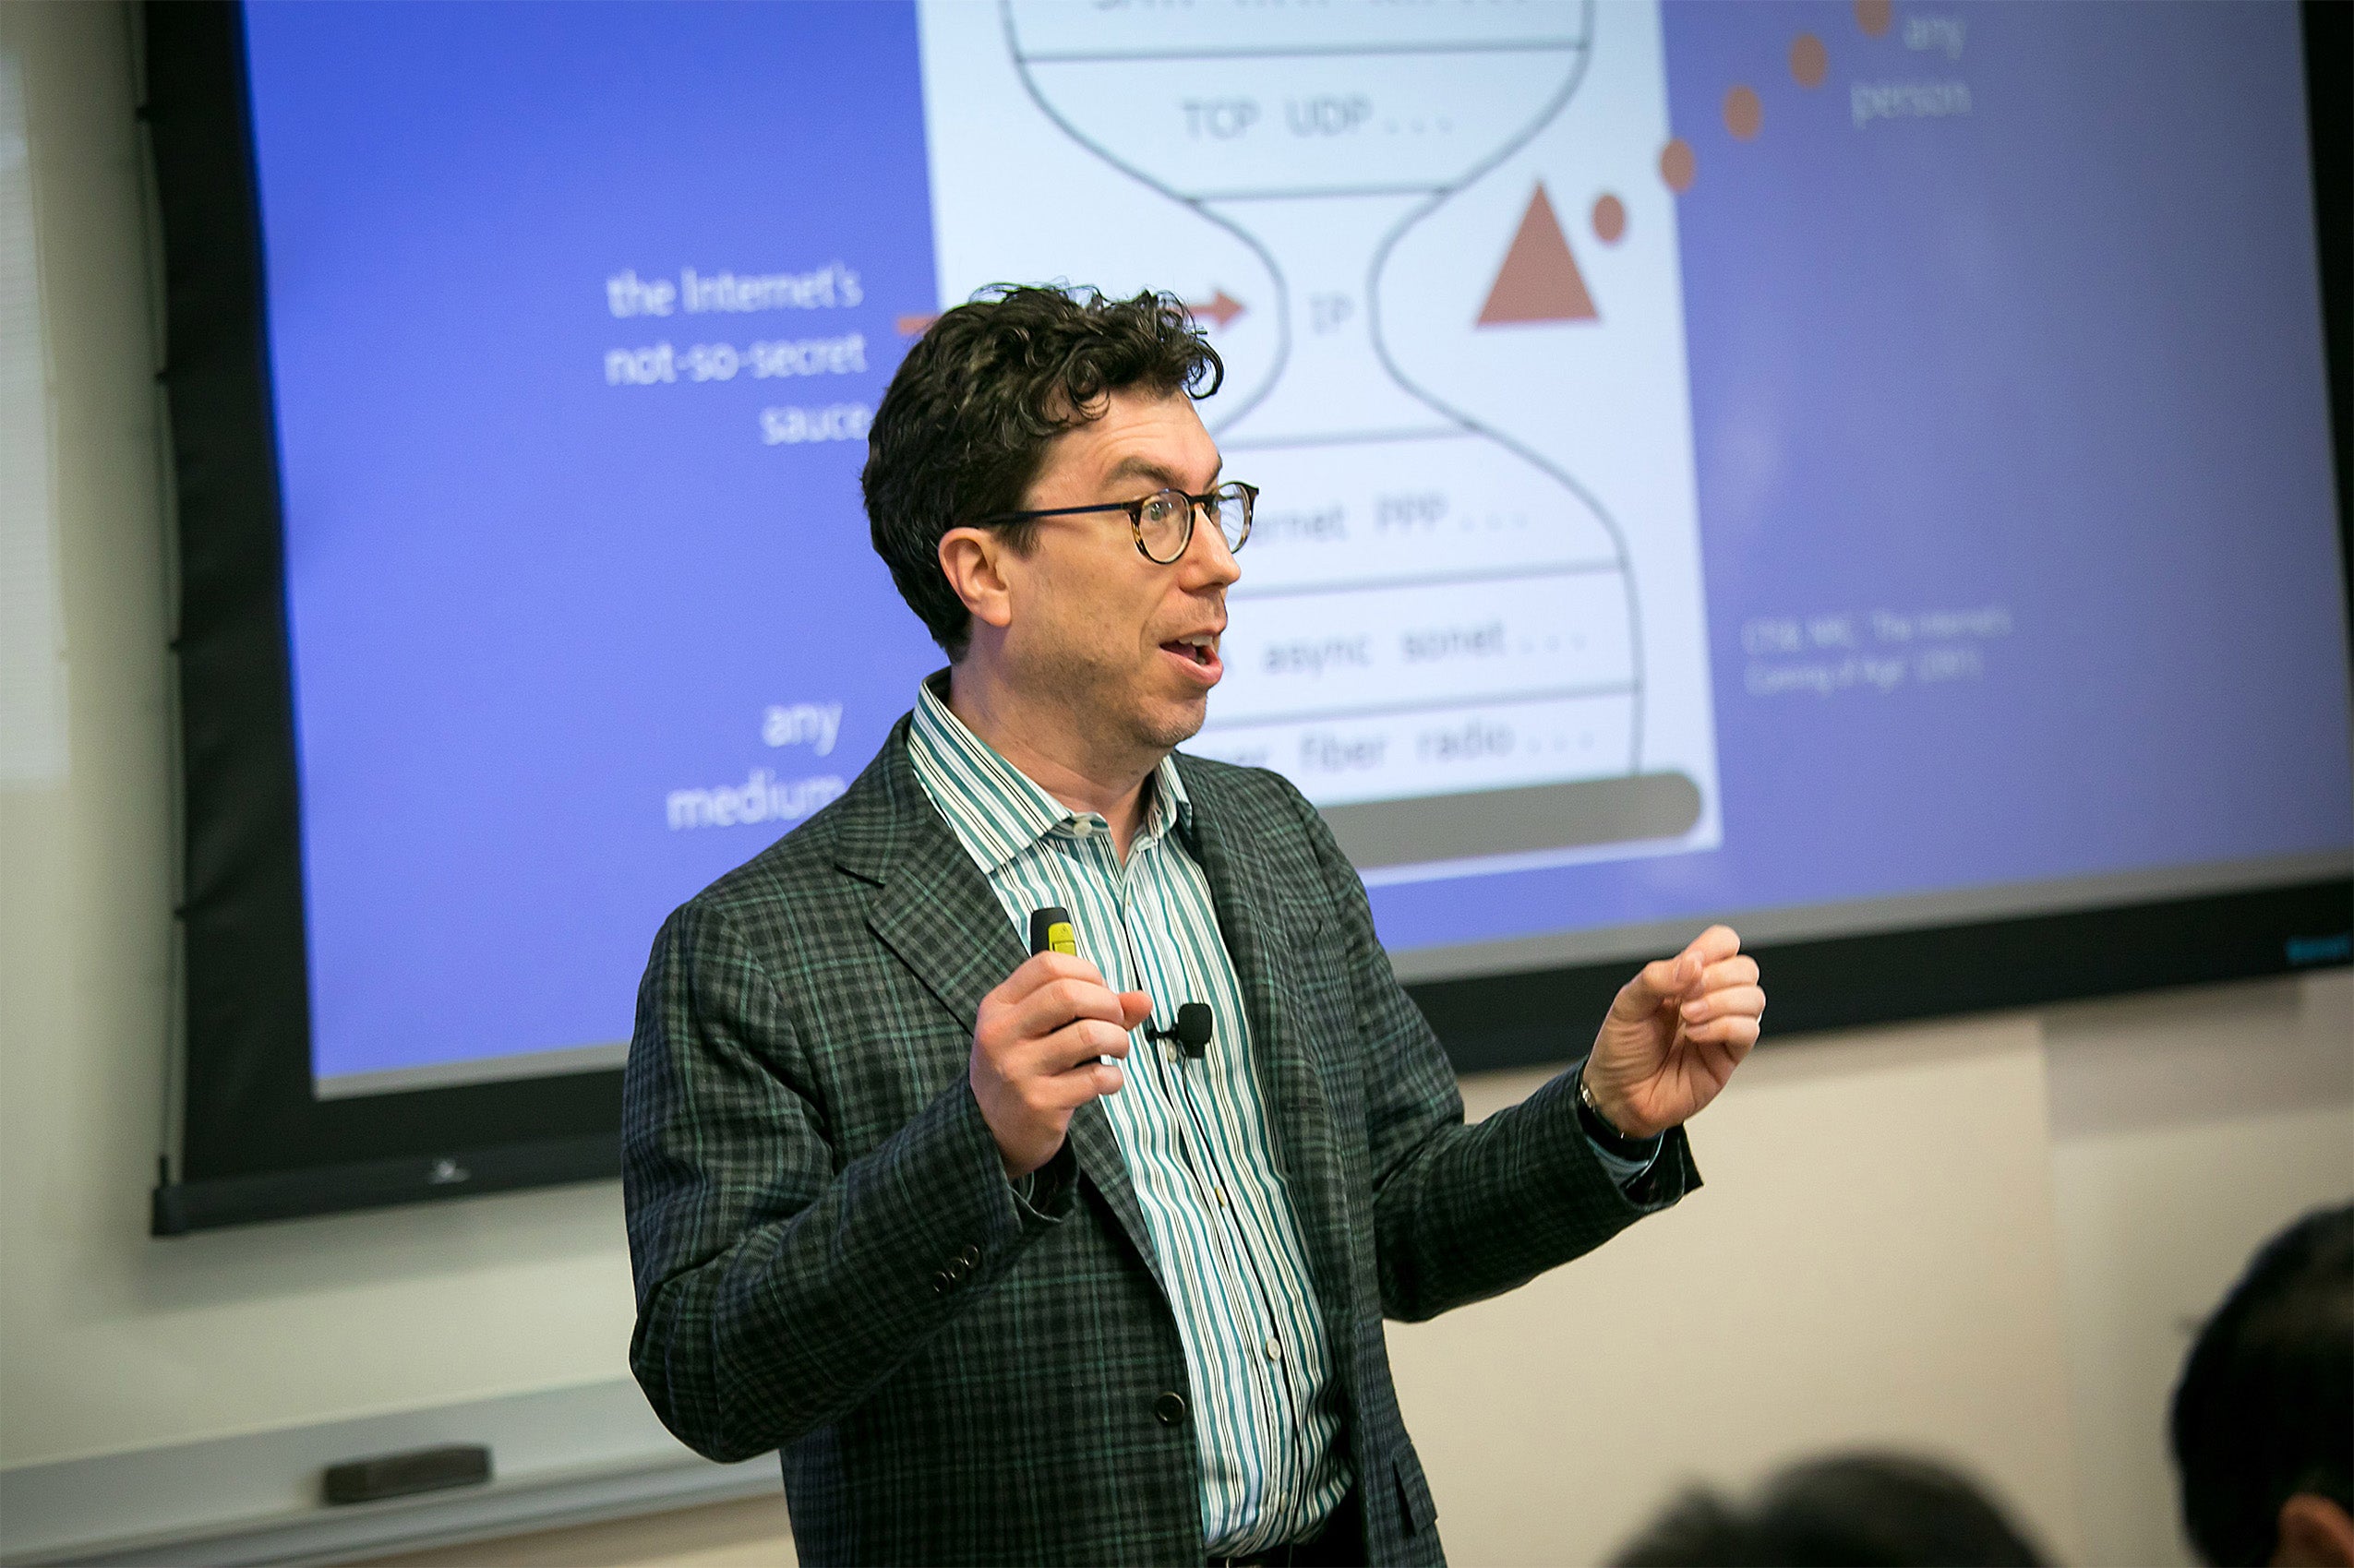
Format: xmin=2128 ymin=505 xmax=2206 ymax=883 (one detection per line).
xmin=623 ymin=717 xmax=1699 ymax=1565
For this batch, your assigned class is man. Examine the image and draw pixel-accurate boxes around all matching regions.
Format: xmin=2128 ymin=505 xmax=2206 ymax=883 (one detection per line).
xmin=2170 ymin=1203 xmax=2354 ymax=1568
xmin=623 ymin=287 xmax=1766 ymax=1565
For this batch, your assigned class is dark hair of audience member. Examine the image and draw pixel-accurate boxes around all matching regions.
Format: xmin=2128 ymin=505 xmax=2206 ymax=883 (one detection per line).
xmin=2170 ymin=1203 xmax=2354 ymax=1567
xmin=1609 ymin=1452 xmax=2049 ymax=1567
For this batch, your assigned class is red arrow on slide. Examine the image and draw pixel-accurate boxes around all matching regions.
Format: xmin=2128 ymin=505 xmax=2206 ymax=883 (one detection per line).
xmin=895 ymin=290 xmax=1245 ymax=338
xmin=1189 ymin=290 xmax=1245 ymax=329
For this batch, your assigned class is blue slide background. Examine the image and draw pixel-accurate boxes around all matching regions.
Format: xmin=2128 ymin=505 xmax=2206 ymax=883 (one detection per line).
xmin=244 ymin=5 xmax=943 ymax=1076
xmin=239 ymin=2 xmax=2351 ymax=1084
xmin=1372 ymin=0 xmax=2352 ymax=951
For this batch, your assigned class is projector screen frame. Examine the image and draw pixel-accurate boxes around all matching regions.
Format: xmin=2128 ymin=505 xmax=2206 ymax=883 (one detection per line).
xmin=149 ymin=0 xmax=622 ymax=1233
xmin=148 ymin=0 xmax=2353 ymax=1233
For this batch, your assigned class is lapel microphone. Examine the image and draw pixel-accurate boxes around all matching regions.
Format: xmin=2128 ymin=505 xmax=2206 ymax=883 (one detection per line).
xmin=1147 ymin=1002 xmax=1214 ymax=1059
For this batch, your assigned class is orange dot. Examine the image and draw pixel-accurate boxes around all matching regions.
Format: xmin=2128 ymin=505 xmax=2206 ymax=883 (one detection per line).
xmin=1855 ymin=0 xmax=1892 ymax=37
xmin=1723 ymin=84 xmax=1762 ymax=141
xmin=1659 ymin=138 xmax=1696 ymax=193
xmin=1591 ymin=193 xmax=1627 ymax=245
xmin=1790 ymin=32 xmax=1828 ymax=89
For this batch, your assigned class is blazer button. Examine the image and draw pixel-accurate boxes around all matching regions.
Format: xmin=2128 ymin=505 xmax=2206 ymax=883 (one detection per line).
xmin=932 ymin=1271 xmax=953 ymax=1293
xmin=959 ymin=1244 xmax=982 ymax=1267
xmin=1153 ymin=1392 xmax=1188 ymax=1427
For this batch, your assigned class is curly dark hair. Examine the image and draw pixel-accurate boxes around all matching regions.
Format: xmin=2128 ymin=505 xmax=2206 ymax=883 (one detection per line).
xmin=862 ymin=285 xmax=1224 ymax=658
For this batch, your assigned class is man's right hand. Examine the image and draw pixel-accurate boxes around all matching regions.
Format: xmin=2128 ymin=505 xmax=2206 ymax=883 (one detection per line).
xmin=969 ymin=952 xmax=1150 ymax=1179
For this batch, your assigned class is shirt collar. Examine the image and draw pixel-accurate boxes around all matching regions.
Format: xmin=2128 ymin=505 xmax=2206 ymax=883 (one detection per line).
xmin=910 ymin=672 xmax=1192 ymax=873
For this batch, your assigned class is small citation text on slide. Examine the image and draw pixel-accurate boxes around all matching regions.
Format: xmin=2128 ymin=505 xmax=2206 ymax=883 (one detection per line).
xmin=1741 ymin=605 xmax=2012 ymax=700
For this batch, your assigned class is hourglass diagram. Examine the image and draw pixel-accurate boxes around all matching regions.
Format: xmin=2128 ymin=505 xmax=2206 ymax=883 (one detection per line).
xmin=984 ymin=0 xmax=1706 ymax=869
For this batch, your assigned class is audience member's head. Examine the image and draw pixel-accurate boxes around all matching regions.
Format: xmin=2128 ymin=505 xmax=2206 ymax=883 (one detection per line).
xmin=1609 ymin=1451 xmax=2048 ymax=1567
xmin=2170 ymin=1203 xmax=2354 ymax=1567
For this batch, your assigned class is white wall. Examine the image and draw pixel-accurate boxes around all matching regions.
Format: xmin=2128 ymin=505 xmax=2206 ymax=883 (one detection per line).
xmin=1385 ymin=976 xmax=2353 ymax=1568
xmin=2 ymin=6 xmax=2348 ymax=1564
xmin=2045 ymin=977 xmax=2354 ymax=1567
xmin=1393 ymin=1016 xmax=2086 ymax=1565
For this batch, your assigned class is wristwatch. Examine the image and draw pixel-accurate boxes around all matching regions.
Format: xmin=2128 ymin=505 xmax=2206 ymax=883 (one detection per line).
xmin=1576 ymin=1065 xmax=1661 ymax=1160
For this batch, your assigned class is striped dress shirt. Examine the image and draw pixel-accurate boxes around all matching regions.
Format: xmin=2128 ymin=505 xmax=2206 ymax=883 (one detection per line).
xmin=907 ymin=678 xmax=1352 ymax=1554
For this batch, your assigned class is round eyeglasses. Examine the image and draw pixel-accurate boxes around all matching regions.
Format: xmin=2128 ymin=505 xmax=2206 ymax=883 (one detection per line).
xmin=980 ymin=481 xmax=1255 ymax=565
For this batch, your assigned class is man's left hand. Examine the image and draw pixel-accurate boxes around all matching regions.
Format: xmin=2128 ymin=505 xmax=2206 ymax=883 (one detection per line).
xmin=1579 ymin=925 xmax=1762 ymax=1140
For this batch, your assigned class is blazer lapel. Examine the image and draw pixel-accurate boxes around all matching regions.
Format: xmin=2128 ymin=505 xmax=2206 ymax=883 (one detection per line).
xmin=1178 ymin=760 xmax=1357 ymax=1323
xmin=862 ymin=839 xmax=1023 ymax=1041
xmin=1063 ymin=1101 xmax=1168 ymax=1299
xmin=843 ymin=727 xmax=1168 ymax=1299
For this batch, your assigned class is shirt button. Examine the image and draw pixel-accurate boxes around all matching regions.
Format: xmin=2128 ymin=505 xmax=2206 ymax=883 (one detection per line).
xmin=1214 ymin=1186 xmax=1230 ymax=1207
xmin=1153 ymin=1391 xmax=1188 ymax=1426
xmin=1265 ymin=1337 xmax=1282 ymax=1362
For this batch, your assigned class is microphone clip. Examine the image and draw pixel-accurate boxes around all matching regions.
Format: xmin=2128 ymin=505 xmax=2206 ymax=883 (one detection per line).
xmin=1146 ymin=1001 xmax=1214 ymax=1059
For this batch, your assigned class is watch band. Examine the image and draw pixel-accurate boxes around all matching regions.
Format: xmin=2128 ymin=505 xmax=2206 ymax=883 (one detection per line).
xmin=1576 ymin=1066 xmax=1660 ymax=1160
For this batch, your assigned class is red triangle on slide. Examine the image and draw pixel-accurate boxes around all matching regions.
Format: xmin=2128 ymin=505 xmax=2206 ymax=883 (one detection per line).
xmin=1478 ymin=184 xmax=1598 ymax=326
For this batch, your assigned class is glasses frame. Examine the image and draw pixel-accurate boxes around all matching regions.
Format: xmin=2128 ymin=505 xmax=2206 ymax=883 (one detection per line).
xmin=978 ymin=482 xmax=1256 ymax=564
